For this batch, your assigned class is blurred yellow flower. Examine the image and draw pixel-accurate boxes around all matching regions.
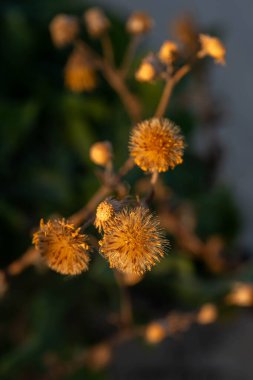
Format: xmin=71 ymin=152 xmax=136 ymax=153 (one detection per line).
xmin=198 ymin=34 xmax=226 ymax=64
xmin=64 ymin=49 xmax=97 ymax=93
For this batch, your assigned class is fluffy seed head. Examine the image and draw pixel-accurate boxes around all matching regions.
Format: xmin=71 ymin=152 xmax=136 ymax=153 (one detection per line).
xmin=49 ymin=14 xmax=79 ymax=48
xmin=64 ymin=49 xmax=97 ymax=93
xmin=33 ymin=219 xmax=90 ymax=275
xmin=89 ymin=141 xmax=112 ymax=166
xmin=84 ymin=8 xmax=110 ymax=38
xmin=99 ymin=206 xmax=168 ymax=275
xmin=198 ymin=34 xmax=226 ymax=64
xmin=129 ymin=118 xmax=185 ymax=173
xmin=126 ymin=11 xmax=153 ymax=35
xmin=158 ymin=40 xmax=178 ymax=64
xmin=95 ymin=198 xmax=122 ymax=232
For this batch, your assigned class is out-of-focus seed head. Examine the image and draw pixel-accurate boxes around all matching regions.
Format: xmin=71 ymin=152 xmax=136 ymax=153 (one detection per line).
xmin=99 ymin=206 xmax=169 ymax=275
xmin=197 ymin=303 xmax=218 ymax=324
xmin=129 ymin=118 xmax=185 ymax=173
xmin=49 ymin=14 xmax=79 ymax=48
xmin=198 ymin=34 xmax=226 ymax=65
xmin=33 ymin=219 xmax=90 ymax=275
xmin=95 ymin=198 xmax=122 ymax=233
xmin=64 ymin=49 xmax=97 ymax=93
xmin=145 ymin=322 xmax=166 ymax=344
xmin=89 ymin=141 xmax=113 ymax=166
xmin=126 ymin=11 xmax=154 ymax=35
xmin=158 ymin=40 xmax=178 ymax=65
xmin=135 ymin=54 xmax=165 ymax=82
xmin=225 ymin=283 xmax=253 ymax=307
xmin=84 ymin=7 xmax=110 ymax=38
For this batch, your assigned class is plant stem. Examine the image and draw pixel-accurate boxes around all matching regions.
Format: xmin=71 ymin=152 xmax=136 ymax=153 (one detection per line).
xmin=155 ymin=64 xmax=191 ymax=118
xmin=114 ymin=270 xmax=133 ymax=329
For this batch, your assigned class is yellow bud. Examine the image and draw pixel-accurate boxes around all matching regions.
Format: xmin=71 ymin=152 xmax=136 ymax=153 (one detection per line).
xmin=158 ymin=40 xmax=178 ymax=64
xmin=84 ymin=8 xmax=110 ymax=38
xmin=126 ymin=11 xmax=153 ymax=35
xmin=89 ymin=141 xmax=112 ymax=166
xmin=49 ymin=14 xmax=79 ymax=48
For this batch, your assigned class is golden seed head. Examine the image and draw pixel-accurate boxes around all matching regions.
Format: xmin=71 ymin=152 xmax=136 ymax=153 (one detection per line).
xmin=95 ymin=198 xmax=122 ymax=233
xmin=145 ymin=322 xmax=166 ymax=344
xmin=198 ymin=34 xmax=226 ymax=65
xmin=197 ymin=303 xmax=218 ymax=325
xmin=158 ymin=40 xmax=178 ymax=64
xmin=89 ymin=141 xmax=112 ymax=166
xmin=126 ymin=11 xmax=154 ymax=35
xmin=99 ymin=206 xmax=168 ymax=275
xmin=129 ymin=118 xmax=185 ymax=173
xmin=84 ymin=7 xmax=110 ymax=38
xmin=49 ymin=14 xmax=79 ymax=48
xmin=64 ymin=49 xmax=97 ymax=93
xmin=33 ymin=219 xmax=90 ymax=275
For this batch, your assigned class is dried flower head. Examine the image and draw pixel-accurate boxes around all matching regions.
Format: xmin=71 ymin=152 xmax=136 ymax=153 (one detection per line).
xmin=135 ymin=54 xmax=165 ymax=82
xmin=64 ymin=49 xmax=97 ymax=93
xmin=197 ymin=303 xmax=218 ymax=325
xmin=129 ymin=118 xmax=185 ymax=173
xmin=49 ymin=14 xmax=79 ymax=48
xmin=126 ymin=11 xmax=154 ymax=35
xmin=84 ymin=7 xmax=110 ymax=38
xmin=158 ymin=41 xmax=178 ymax=65
xmin=89 ymin=141 xmax=112 ymax=166
xmin=198 ymin=34 xmax=226 ymax=64
xmin=33 ymin=219 xmax=90 ymax=275
xmin=95 ymin=198 xmax=122 ymax=232
xmin=145 ymin=322 xmax=166 ymax=344
xmin=99 ymin=206 xmax=168 ymax=275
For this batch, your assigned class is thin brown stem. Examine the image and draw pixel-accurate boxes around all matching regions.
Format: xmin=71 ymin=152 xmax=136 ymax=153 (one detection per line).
xmin=114 ymin=270 xmax=133 ymax=329
xmin=101 ymin=33 xmax=115 ymax=66
xmin=155 ymin=64 xmax=191 ymax=118
xmin=103 ymin=64 xmax=142 ymax=123
xmin=120 ymin=36 xmax=140 ymax=78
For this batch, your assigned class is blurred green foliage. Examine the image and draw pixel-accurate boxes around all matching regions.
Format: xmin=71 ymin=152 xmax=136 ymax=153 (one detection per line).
xmin=0 ymin=0 xmax=243 ymax=379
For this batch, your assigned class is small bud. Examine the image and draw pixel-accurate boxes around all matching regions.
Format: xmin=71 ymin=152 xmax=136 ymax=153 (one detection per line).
xmin=49 ymin=14 xmax=79 ymax=48
xmin=158 ymin=40 xmax=178 ymax=65
xmin=84 ymin=7 xmax=110 ymax=38
xmin=126 ymin=11 xmax=153 ymax=35
xmin=89 ymin=141 xmax=112 ymax=166
xmin=95 ymin=198 xmax=122 ymax=233
xmin=198 ymin=34 xmax=226 ymax=65
xmin=64 ymin=49 xmax=97 ymax=93
xmin=145 ymin=322 xmax=166 ymax=344
xmin=197 ymin=303 xmax=218 ymax=325
xmin=135 ymin=54 xmax=165 ymax=82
